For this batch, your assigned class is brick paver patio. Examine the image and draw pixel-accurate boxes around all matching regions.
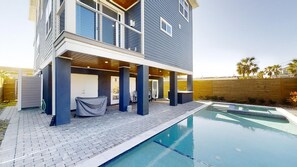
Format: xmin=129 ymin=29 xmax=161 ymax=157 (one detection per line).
xmin=0 ymin=101 xmax=204 ymax=167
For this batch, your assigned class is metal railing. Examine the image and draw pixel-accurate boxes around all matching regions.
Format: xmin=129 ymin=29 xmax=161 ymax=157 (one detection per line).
xmin=76 ymin=0 xmax=142 ymax=53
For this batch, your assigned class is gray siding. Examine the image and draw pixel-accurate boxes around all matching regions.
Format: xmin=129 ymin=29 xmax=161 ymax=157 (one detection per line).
xmin=34 ymin=0 xmax=54 ymax=70
xmin=21 ymin=76 xmax=41 ymax=109
xmin=144 ymin=0 xmax=193 ymax=72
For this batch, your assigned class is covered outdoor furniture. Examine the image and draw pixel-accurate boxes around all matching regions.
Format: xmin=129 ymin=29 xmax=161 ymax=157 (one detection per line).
xmin=75 ymin=96 xmax=107 ymax=117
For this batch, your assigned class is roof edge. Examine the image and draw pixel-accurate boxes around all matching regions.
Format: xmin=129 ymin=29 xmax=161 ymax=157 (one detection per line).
xmin=189 ymin=0 xmax=199 ymax=9
xmin=29 ymin=0 xmax=37 ymax=22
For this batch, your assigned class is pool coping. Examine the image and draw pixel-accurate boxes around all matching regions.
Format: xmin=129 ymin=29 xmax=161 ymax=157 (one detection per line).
xmin=77 ymin=102 xmax=211 ymax=167
xmin=210 ymin=101 xmax=297 ymax=126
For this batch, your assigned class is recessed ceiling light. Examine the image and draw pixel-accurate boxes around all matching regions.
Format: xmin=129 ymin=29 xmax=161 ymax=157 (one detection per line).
xmin=105 ymin=61 xmax=109 ymax=64
xmin=87 ymin=66 xmax=90 ymax=69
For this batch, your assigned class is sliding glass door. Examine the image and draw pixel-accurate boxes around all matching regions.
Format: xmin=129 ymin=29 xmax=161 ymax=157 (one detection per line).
xmin=76 ymin=0 xmax=124 ymax=47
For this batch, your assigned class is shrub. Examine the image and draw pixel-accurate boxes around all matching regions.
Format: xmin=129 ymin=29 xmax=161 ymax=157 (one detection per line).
xmin=205 ymin=96 xmax=211 ymax=100
xmin=258 ymin=99 xmax=266 ymax=105
xmin=218 ymin=96 xmax=225 ymax=101
xmin=268 ymin=99 xmax=277 ymax=105
xmin=282 ymin=98 xmax=292 ymax=105
xmin=289 ymin=91 xmax=297 ymax=106
xmin=248 ymin=97 xmax=257 ymax=104
xmin=211 ymin=96 xmax=218 ymax=101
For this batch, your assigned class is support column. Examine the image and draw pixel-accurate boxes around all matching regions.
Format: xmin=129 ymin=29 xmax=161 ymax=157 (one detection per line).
xmin=137 ymin=65 xmax=149 ymax=115
xmin=55 ymin=57 xmax=71 ymax=125
xmin=119 ymin=67 xmax=130 ymax=111
xmin=187 ymin=75 xmax=193 ymax=91
xmin=42 ymin=65 xmax=52 ymax=115
xmin=170 ymin=71 xmax=178 ymax=106
xmin=158 ymin=77 xmax=164 ymax=99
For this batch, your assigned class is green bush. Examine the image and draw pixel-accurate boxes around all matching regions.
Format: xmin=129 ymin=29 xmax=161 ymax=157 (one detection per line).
xmin=258 ymin=99 xmax=266 ymax=105
xmin=218 ymin=96 xmax=225 ymax=101
xmin=268 ymin=99 xmax=277 ymax=105
xmin=248 ymin=97 xmax=257 ymax=104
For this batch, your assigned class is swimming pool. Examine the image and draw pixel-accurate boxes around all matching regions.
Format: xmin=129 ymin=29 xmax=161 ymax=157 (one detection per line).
xmin=102 ymin=104 xmax=297 ymax=167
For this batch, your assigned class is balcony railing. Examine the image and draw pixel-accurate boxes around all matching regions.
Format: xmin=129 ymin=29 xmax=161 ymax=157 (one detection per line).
xmin=57 ymin=0 xmax=142 ymax=54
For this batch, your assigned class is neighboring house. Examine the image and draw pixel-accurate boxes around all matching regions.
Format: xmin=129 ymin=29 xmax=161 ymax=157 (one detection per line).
xmin=29 ymin=0 xmax=198 ymax=125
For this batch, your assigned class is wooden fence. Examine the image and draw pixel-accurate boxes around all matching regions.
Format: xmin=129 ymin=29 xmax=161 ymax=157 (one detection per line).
xmin=164 ymin=78 xmax=297 ymax=103
xmin=0 ymin=77 xmax=3 ymax=102
xmin=3 ymin=79 xmax=17 ymax=101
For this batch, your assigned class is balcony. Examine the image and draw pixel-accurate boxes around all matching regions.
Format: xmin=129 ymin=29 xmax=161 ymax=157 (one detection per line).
xmin=57 ymin=0 xmax=143 ymax=54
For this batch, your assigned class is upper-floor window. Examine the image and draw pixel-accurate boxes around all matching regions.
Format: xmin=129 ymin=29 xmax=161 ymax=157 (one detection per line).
xmin=179 ymin=0 xmax=189 ymax=21
xmin=45 ymin=0 xmax=53 ymax=36
xmin=36 ymin=35 xmax=40 ymax=55
xmin=160 ymin=17 xmax=172 ymax=37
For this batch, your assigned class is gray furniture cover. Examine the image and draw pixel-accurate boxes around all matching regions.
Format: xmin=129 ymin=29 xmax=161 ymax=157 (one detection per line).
xmin=75 ymin=96 xmax=107 ymax=117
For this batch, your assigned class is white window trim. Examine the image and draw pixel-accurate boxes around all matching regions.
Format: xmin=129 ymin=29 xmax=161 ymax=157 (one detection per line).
xmin=179 ymin=0 xmax=189 ymax=22
xmin=45 ymin=0 xmax=53 ymax=37
xmin=77 ymin=0 xmax=126 ymax=48
xmin=160 ymin=17 xmax=172 ymax=37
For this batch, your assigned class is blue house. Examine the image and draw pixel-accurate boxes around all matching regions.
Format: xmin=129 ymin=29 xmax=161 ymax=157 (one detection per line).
xmin=29 ymin=0 xmax=198 ymax=125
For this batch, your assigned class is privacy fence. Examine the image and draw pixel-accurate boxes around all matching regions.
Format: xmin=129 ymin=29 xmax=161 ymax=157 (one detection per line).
xmin=2 ymin=79 xmax=17 ymax=102
xmin=164 ymin=78 xmax=297 ymax=103
xmin=0 ymin=77 xmax=3 ymax=102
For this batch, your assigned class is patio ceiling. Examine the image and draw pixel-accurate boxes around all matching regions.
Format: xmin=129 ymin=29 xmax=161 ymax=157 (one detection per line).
xmin=60 ymin=51 xmax=176 ymax=77
xmin=110 ymin=0 xmax=140 ymax=11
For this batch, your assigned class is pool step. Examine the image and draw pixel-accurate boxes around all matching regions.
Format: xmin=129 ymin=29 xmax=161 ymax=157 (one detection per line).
xmin=227 ymin=105 xmax=287 ymax=120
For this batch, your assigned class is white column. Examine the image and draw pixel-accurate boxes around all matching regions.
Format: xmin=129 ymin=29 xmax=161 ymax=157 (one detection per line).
xmin=65 ymin=0 xmax=76 ymax=33
xmin=17 ymin=69 xmax=23 ymax=111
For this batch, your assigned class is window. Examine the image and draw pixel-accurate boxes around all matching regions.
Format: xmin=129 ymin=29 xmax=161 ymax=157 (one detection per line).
xmin=36 ymin=35 xmax=40 ymax=55
xmin=45 ymin=0 xmax=53 ymax=36
xmin=160 ymin=17 xmax=172 ymax=37
xmin=179 ymin=0 xmax=189 ymax=21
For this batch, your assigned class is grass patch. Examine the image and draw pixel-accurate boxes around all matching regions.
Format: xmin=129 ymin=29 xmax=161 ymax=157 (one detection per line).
xmin=0 ymin=120 xmax=9 ymax=145
xmin=0 ymin=101 xmax=17 ymax=110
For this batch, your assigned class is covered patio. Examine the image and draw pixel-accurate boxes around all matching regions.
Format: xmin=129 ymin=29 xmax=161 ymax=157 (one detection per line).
xmin=42 ymin=31 xmax=194 ymax=126
xmin=0 ymin=100 xmax=204 ymax=166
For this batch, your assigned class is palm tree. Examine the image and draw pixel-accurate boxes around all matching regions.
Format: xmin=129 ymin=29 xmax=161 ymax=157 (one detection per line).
xmin=257 ymin=71 xmax=265 ymax=79
xmin=251 ymin=64 xmax=260 ymax=76
xmin=287 ymin=59 xmax=297 ymax=77
xmin=265 ymin=66 xmax=274 ymax=78
xmin=272 ymin=65 xmax=281 ymax=78
xmin=236 ymin=57 xmax=258 ymax=78
xmin=0 ymin=70 xmax=8 ymax=80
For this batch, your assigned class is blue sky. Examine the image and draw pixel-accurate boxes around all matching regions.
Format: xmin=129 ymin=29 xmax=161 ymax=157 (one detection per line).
xmin=193 ymin=0 xmax=297 ymax=77
xmin=0 ymin=0 xmax=296 ymax=77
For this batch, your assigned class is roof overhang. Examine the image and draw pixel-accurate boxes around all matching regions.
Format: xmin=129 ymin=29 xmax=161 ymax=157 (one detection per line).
xmin=110 ymin=0 xmax=140 ymax=11
xmin=29 ymin=0 xmax=37 ymax=22
xmin=189 ymin=0 xmax=199 ymax=9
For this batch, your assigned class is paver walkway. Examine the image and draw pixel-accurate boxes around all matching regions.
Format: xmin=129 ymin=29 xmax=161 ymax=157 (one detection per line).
xmin=0 ymin=101 xmax=203 ymax=167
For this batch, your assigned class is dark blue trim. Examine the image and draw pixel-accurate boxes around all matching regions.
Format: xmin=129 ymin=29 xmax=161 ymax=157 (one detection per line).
xmin=55 ymin=57 xmax=71 ymax=125
xmin=137 ymin=65 xmax=149 ymax=115
xmin=187 ymin=75 xmax=193 ymax=91
xmin=158 ymin=77 xmax=164 ymax=99
xmin=169 ymin=71 xmax=177 ymax=106
xmin=42 ymin=65 xmax=52 ymax=115
xmin=119 ymin=68 xmax=130 ymax=111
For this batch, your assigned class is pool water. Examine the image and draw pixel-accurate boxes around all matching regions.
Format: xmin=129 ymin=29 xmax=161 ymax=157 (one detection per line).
xmin=103 ymin=105 xmax=297 ymax=167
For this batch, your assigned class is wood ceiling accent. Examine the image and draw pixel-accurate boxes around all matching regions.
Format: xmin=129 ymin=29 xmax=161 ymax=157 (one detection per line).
xmin=62 ymin=51 xmax=171 ymax=77
xmin=110 ymin=0 xmax=139 ymax=11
